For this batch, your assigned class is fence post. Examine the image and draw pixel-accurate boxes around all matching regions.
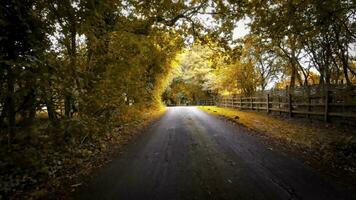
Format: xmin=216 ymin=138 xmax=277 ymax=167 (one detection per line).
xmin=324 ymin=89 xmax=330 ymax=122
xmin=278 ymin=96 xmax=281 ymax=115
xmin=306 ymin=86 xmax=310 ymax=119
xmin=267 ymin=94 xmax=270 ymax=113
xmin=307 ymin=95 xmax=311 ymax=119
xmin=289 ymin=93 xmax=293 ymax=117
xmin=250 ymin=97 xmax=253 ymax=110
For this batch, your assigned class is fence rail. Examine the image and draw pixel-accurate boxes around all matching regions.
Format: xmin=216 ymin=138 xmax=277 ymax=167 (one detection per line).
xmin=195 ymin=99 xmax=215 ymax=106
xmin=198 ymin=86 xmax=356 ymax=123
xmin=216 ymin=87 xmax=356 ymax=122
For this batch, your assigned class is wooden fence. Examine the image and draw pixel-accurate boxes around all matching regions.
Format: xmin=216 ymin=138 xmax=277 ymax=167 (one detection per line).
xmin=195 ymin=99 xmax=215 ymax=106
xmin=200 ymin=86 xmax=356 ymax=123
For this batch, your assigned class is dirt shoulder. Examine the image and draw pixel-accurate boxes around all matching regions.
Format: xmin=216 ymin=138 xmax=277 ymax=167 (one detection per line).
xmin=198 ymin=106 xmax=356 ymax=185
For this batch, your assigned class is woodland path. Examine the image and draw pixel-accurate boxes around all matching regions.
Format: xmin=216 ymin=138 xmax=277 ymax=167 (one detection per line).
xmin=76 ymin=107 xmax=354 ymax=200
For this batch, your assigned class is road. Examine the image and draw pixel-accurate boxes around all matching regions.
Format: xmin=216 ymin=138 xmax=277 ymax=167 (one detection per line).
xmin=76 ymin=106 xmax=354 ymax=200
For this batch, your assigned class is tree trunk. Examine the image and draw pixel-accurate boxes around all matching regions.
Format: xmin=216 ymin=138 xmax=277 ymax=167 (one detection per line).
xmin=5 ymin=66 xmax=16 ymax=143
xmin=64 ymin=21 xmax=77 ymax=119
xmin=64 ymin=95 xmax=71 ymax=118
xmin=46 ymin=97 xmax=57 ymax=124
xmin=290 ymin=62 xmax=297 ymax=89
xmin=20 ymin=89 xmax=36 ymax=126
xmin=340 ymin=51 xmax=351 ymax=86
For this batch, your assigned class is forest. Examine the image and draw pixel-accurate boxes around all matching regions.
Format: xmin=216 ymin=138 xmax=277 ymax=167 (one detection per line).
xmin=0 ymin=0 xmax=355 ymax=198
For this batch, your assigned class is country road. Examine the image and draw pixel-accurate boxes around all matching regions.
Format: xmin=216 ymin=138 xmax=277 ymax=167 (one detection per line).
xmin=76 ymin=106 xmax=354 ymax=200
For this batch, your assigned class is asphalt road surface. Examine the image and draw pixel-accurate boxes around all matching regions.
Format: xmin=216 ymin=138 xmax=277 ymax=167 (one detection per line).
xmin=76 ymin=106 xmax=354 ymax=200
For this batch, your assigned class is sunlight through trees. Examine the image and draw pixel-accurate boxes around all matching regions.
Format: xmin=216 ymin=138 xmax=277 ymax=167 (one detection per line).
xmin=1 ymin=0 xmax=355 ymax=197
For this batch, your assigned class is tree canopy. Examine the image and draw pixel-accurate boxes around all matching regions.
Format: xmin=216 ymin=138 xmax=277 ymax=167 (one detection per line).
xmin=1 ymin=0 xmax=355 ymax=138
xmin=1 ymin=0 xmax=356 ymax=197
xmin=164 ymin=0 xmax=356 ymax=101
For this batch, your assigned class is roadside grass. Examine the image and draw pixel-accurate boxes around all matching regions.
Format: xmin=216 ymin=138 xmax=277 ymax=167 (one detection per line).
xmin=0 ymin=107 xmax=166 ymax=199
xmin=198 ymin=106 xmax=356 ymax=175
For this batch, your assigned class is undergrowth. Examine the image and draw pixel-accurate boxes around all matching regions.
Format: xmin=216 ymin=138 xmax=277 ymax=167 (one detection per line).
xmin=0 ymin=107 xmax=165 ymax=199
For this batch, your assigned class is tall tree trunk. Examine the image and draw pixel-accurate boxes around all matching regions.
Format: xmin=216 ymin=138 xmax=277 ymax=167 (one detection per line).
xmin=319 ymin=66 xmax=325 ymax=86
xmin=324 ymin=43 xmax=332 ymax=86
xmin=64 ymin=21 xmax=77 ymax=119
xmin=64 ymin=95 xmax=71 ymax=118
xmin=340 ymin=51 xmax=351 ymax=86
xmin=5 ymin=65 xmax=16 ymax=143
xmin=46 ymin=96 xmax=57 ymax=124
xmin=20 ymin=91 xmax=36 ymax=126
xmin=290 ymin=61 xmax=297 ymax=89
xmin=325 ymin=68 xmax=331 ymax=86
xmin=0 ymin=111 xmax=5 ymax=128
xmin=334 ymin=26 xmax=351 ymax=86
xmin=27 ymin=105 xmax=36 ymax=125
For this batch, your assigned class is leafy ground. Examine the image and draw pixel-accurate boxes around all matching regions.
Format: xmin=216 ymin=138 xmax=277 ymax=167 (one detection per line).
xmin=198 ymin=106 xmax=356 ymax=183
xmin=0 ymin=108 xmax=166 ymax=200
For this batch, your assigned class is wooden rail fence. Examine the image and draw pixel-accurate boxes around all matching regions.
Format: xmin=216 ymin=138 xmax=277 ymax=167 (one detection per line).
xmin=195 ymin=99 xmax=215 ymax=106
xmin=198 ymin=86 xmax=356 ymax=123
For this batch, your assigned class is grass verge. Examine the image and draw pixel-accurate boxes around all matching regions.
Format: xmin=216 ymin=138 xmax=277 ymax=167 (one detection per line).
xmin=198 ymin=106 xmax=356 ymax=180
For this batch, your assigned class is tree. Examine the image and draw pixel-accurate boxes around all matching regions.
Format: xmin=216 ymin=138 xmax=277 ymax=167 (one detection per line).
xmin=242 ymin=35 xmax=280 ymax=91
xmin=0 ymin=0 xmax=49 ymax=141
xmin=248 ymin=0 xmax=356 ymax=88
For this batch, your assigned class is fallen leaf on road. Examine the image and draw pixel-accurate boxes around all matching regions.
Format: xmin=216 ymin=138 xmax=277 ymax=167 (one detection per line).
xmin=71 ymin=183 xmax=82 ymax=188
